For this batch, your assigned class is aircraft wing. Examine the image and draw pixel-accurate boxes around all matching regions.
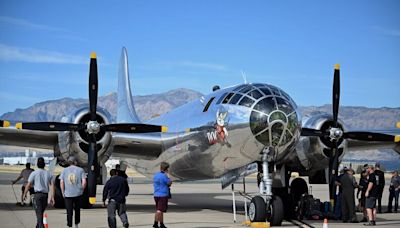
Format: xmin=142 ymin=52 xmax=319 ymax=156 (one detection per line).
xmin=0 ymin=127 xmax=58 ymax=150
xmin=346 ymin=129 xmax=400 ymax=154
xmin=111 ymin=132 xmax=177 ymax=160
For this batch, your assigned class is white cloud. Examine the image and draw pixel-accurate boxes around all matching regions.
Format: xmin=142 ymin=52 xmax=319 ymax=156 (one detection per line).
xmin=160 ymin=60 xmax=228 ymax=71
xmin=0 ymin=43 xmax=86 ymax=64
xmin=372 ymin=26 xmax=400 ymax=38
xmin=0 ymin=16 xmax=68 ymax=32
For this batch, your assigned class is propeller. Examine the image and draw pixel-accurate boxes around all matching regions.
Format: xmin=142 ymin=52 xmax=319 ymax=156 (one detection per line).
xmin=15 ymin=52 xmax=168 ymax=205
xmin=301 ymin=64 xmax=400 ymax=209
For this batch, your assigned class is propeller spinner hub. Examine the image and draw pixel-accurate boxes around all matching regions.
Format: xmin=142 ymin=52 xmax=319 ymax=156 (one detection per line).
xmin=329 ymin=127 xmax=343 ymax=141
xmin=87 ymin=121 xmax=101 ymax=134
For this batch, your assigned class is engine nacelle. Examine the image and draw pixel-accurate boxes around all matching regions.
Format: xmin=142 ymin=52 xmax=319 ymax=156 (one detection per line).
xmin=54 ymin=106 xmax=113 ymax=169
xmin=296 ymin=113 xmax=348 ymax=171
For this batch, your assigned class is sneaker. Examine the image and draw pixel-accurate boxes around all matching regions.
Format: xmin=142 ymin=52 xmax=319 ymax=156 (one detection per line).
xmin=364 ymin=221 xmax=374 ymax=226
xmin=152 ymin=224 xmax=159 ymax=228
xmin=160 ymin=225 xmax=167 ymax=228
xmin=123 ymin=223 xmax=129 ymax=228
xmin=372 ymin=221 xmax=376 ymax=225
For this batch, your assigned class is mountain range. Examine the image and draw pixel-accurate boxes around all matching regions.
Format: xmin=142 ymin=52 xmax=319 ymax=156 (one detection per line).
xmin=1 ymin=88 xmax=399 ymax=168
xmin=1 ymin=88 xmax=399 ymax=130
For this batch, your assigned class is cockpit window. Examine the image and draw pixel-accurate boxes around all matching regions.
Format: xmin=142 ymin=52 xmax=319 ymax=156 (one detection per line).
xmin=269 ymin=85 xmax=281 ymax=96
xmin=216 ymin=92 xmax=227 ymax=104
xmin=259 ymin=87 xmax=272 ymax=96
xmin=252 ymin=83 xmax=265 ymax=88
xmin=203 ymin=97 xmax=215 ymax=112
xmin=234 ymin=84 xmax=246 ymax=91
xmin=254 ymin=97 xmax=276 ymax=114
xmin=276 ymin=97 xmax=294 ymax=114
xmin=222 ymin=93 xmax=234 ymax=104
xmin=238 ymin=96 xmax=254 ymax=107
xmin=247 ymin=89 xmax=263 ymax=100
xmin=229 ymin=93 xmax=242 ymax=104
xmin=239 ymin=85 xmax=253 ymax=94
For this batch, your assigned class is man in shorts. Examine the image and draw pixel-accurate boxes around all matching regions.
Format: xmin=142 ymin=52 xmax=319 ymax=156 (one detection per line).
xmin=12 ymin=162 xmax=35 ymax=206
xmin=153 ymin=162 xmax=172 ymax=228
xmin=364 ymin=165 xmax=379 ymax=226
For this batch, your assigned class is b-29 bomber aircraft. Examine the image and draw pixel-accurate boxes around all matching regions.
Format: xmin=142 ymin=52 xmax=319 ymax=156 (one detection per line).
xmin=1 ymin=48 xmax=399 ymax=226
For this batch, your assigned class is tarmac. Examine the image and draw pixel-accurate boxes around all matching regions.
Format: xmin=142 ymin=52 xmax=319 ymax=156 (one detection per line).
xmin=0 ymin=171 xmax=399 ymax=228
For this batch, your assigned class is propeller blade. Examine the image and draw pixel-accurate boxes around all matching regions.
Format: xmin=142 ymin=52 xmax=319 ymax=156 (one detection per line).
xmin=89 ymin=52 xmax=98 ymax=121
xmin=344 ymin=131 xmax=400 ymax=142
xmin=332 ymin=64 xmax=340 ymax=127
xmin=301 ymin=128 xmax=328 ymax=137
xmin=1 ymin=120 xmax=10 ymax=127
xmin=15 ymin=122 xmax=84 ymax=131
xmin=87 ymin=133 xmax=98 ymax=205
xmin=101 ymin=123 xmax=168 ymax=133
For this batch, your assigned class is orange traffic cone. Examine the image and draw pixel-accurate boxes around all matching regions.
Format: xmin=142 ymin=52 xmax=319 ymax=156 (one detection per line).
xmin=43 ymin=213 xmax=49 ymax=228
xmin=322 ymin=218 xmax=328 ymax=228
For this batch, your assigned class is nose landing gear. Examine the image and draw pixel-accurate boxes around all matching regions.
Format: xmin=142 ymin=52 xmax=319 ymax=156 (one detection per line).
xmin=248 ymin=147 xmax=284 ymax=226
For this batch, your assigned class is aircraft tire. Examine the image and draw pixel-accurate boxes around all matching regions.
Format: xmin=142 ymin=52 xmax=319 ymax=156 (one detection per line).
xmin=268 ymin=196 xmax=284 ymax=226
xmin=249 ymin=196 xmax=267 ymax=222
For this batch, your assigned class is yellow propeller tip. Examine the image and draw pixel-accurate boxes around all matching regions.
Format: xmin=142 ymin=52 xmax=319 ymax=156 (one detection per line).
xmin=90 ymin=52 xmax=97 ymax=59
xmin=396 ymin=122 xmax=400 ymax=128
xmin=161 ymin=126 xmax=168 ymax=133
xmin=334 ymin=64 xmax=340 ymax=70
xmin=3 ymin=120 xmax=10 ymax=127
xmin=15 ymin=123 xmax=22 ymax=129
xmin=395 ymin=135 xmax=400 ymax=143
xmin=89 ymin=197 xmax=96 ymax=204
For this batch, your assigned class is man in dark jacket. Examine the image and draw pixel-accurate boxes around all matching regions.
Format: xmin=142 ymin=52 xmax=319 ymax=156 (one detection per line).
xmin=339 ymin=168 xmax=358 ymax=223
xmin=374 ymin=163 xmax=385 ymax=213
xmin=103 ymin=169 xmax=130 ymax=228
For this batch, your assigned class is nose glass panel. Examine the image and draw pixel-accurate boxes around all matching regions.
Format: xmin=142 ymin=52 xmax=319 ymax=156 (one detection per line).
xmin=249 ymin=85 xmax=300 ymax=149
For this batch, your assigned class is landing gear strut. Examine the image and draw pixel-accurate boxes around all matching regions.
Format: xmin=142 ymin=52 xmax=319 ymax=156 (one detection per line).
xmin=249 ymin=147 xmax=284 ymax=226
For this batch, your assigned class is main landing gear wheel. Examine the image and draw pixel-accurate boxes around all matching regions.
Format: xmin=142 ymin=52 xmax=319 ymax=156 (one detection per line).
xmin=249 ymin=196 xmax=267 ymax=222
xmin=267 ymin=196 xmax=284 ymax=226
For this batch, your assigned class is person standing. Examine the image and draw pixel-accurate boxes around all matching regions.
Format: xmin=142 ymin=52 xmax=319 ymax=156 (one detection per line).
xmin=12 ymin=162 xmax=35 ymax=206
xmin=59 ymin=156 xmax=87 ymax=228
xmin=357 ymin=171 xmax=369 ymax=222
xmin=374 ymin=163 xmax=385 ymax=213
xmin=153 ymin=162 xmax=172 ymax=228
xmin=364 ymin=165 xmax=379 ymax=226
xmin=386 ymin=170 xmax=400 ymax=213
xmin=339 ymin=168 xmax=358 ymax=223
xmin=23 ymin=157 xmax=54 ymax=228
xmin=102 ymin=169 xmax=130 ymax=228
xmin=116 ymin=164 xmax=128 ymax=179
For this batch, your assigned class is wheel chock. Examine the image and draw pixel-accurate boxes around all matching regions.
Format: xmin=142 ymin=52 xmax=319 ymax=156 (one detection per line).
xmin=250 ymin=222 xmax=270 ymax=228
xmin=242 ymin=220 xmax=251 ymax=226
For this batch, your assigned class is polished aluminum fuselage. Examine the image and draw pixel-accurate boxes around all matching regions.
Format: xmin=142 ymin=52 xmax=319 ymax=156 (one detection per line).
xmin=122 ymin=85 xmax=301 ymax=181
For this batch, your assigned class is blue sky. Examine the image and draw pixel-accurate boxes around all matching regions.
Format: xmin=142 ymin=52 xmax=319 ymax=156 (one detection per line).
xmin=0 ymin=1 xmax=399 ymax=115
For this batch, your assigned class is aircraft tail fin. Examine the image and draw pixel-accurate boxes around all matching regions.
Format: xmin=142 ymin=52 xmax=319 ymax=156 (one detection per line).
xmin=117 ymin=47 xmax=141 ymax=123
